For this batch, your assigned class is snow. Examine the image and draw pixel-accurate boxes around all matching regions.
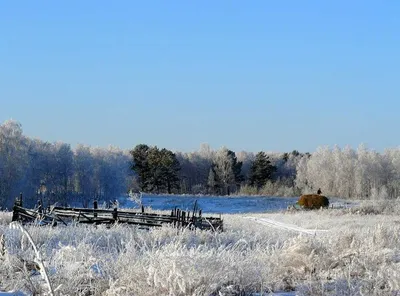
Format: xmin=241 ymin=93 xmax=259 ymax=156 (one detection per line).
xmin=253 ymin=293 xmax=296 ymax=296
xmin=244 ymin=217 xmax=329 ymax=235
xmin=2 ymin=199 xmax=400 ymax=295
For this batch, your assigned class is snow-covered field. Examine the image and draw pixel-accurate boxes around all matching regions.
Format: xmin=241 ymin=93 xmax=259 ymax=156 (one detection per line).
xmin=1 ymin=200 xmax=400 ymax=295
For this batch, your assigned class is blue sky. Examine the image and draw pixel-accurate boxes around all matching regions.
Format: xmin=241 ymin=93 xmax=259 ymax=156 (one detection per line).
xmin=1 ymin=1 xmax=399 ymax=153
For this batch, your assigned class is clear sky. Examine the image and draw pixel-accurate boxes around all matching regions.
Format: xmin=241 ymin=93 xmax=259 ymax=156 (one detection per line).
xmin=1 ymin=1 xmax=399 ymax=153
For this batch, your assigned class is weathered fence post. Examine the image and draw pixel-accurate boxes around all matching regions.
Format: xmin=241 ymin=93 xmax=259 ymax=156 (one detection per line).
xmin=112 ymin=207 xmax=118 ymax=222
xmin=182 ymin=211 xmax=186 ymax=227
xmin=172 ymin=207 xmax=177 ymax=226
xmin=12 ymin=196 xmax=22 ymax=222
xmin=37 ymin=200 xmax=43 ymax=214
xmin=93 ymin=200 xmax=98 ymax=218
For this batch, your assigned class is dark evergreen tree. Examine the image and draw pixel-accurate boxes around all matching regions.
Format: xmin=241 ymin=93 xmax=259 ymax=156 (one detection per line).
xmin=130 ymin=144 xmax=151 ymax=191
xmin=282 ymin=152 xmax=289 ymax=162
xmin=130 ymin=145 xmax=181 ymax=193
xmin=146 ymin=147 xmax=163 ymax=192
xmin=291 ymin=150 xmax=300 ymax=157
xmin=227 ymin=149 xmax=244 ymax=187
xmin=207 ymin=165 xmax=220 ymax=194
xmin=159 ymin=148 xmax=181 ymax=194
xmin=249 ymin=151 xmax=277 ymax=189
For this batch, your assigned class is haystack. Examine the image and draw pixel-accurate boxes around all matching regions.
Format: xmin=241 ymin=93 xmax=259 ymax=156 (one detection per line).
xmin=297 ymin=194 xmax=329 ymax=209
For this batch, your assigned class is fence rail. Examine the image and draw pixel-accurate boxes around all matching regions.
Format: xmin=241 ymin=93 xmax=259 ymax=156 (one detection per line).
xmin=11 ymin=196 xmax=223 ymax=232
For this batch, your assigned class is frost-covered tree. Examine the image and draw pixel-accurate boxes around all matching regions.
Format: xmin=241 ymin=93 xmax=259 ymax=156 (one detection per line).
xmin=0 ymin=120 xmax=27 ymax=208
xmin=212 ymin=147 xmax=238 ymax=195
xmin=107 ymin=147 xmax=131 ymax=199
xmin=236 ymin=151 xmax=255 ymax=180
xmin=51 ymin=142 xmax=74 ymax=204
xmin=0 ymin=120 xmax=133 ymax=208
xmin=295 ymin=144 xmax=399 ymax=199
xmin=383 ymin=148 xmax=400 ymax=198
xmin=21 ymin=139 xmax=48 ymax=205
xmin=86 ymin=146 xmax=131 ymax=203
xmin=73 ymin=144 xmax=95 ymax=206
xmin=176 ymin=151 xmax=211 ymax=194
xmin=275 ymin=151 xmax=302 ymax=183
xmin=175 ymin=144 xmax=214 ymax=194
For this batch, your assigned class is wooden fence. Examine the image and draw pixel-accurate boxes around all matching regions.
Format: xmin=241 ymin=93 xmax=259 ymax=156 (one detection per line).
xmin=11 ymin=196 xmax=223 ymax=232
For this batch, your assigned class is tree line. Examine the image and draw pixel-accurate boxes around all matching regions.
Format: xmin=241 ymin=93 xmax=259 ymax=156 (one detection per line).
xmin=130 ymin=144 xmax=291 ymax=196
xmin=295 ymin=144 xmax=400 ymax=199
xmin=129 ymin=144 xmax=400 ymax=200
xmin=2 ymin=119 xmax=400 ymax=208
xmin=0 ymin=120 xmax=131 ymax=209
xmin=0 ymin=120 xmax=305 ymax=208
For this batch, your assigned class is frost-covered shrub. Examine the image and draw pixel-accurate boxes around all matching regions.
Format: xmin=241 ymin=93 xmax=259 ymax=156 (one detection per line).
xmin=259 ymin=181 xmax=282 ymax=196
xmin=191 ymin=184 xmax=206 ymax=195
xmin=274 ymin=185 xmax=297 ymax=197
xmin=237 ymin=184 xmax=259 ymax=196
xmin=370 ymin=186 xmax=389 ymax=200
xmin=297 ymin=194 xmax=329 ymax=209
xmin=237 ymin=182 xmax=298 ymax=197
xmin=350 ymin=199 xmax=400 ymax=215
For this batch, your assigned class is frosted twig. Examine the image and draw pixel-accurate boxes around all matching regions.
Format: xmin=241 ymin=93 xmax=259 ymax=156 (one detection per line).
xmin=9 ymin=222 xmax=54 ymax=296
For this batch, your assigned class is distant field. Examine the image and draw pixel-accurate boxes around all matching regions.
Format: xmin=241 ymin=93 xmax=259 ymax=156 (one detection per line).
xmin=1 ymin=201 xmax=400 ymax=295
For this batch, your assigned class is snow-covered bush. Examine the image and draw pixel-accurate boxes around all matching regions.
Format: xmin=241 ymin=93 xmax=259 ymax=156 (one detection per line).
xmin=349 ymin=198 xmax=400 ymax=215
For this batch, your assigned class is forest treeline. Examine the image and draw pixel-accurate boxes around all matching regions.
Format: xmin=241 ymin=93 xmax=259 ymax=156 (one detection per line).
xmin=1 ymin=119 xmax=400 ymax=208
xmin=0 ymin=120 xmax=131 ymax=208
xmin=130 ymin=144 xmax=280 ymax=195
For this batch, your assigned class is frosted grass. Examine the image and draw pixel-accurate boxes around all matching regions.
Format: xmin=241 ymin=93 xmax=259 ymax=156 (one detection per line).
xmin=0 ymin=212 xmax=11 ymax=226
xmin=1 ymin=203 xmax=400 ymax=295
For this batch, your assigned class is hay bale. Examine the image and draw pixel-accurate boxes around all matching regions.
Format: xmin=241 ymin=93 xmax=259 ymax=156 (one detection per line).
xmin=297 ymin=194 xmax=329 ymax=210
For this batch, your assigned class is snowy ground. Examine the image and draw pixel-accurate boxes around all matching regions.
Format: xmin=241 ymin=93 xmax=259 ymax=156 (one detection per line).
xmin=1 ymin=200 xmax=400 ymax=295
xmin=243 ymin=216 xmax=329 ymax=235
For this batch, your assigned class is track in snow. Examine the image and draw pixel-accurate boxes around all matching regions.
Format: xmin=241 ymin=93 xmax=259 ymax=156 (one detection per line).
xmin=244 ymin=217 xmax=329 ymax=235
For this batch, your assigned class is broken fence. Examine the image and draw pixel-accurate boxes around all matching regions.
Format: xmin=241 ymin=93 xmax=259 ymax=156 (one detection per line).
xmin=11 ymin=196 xmax=223 ymax=232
